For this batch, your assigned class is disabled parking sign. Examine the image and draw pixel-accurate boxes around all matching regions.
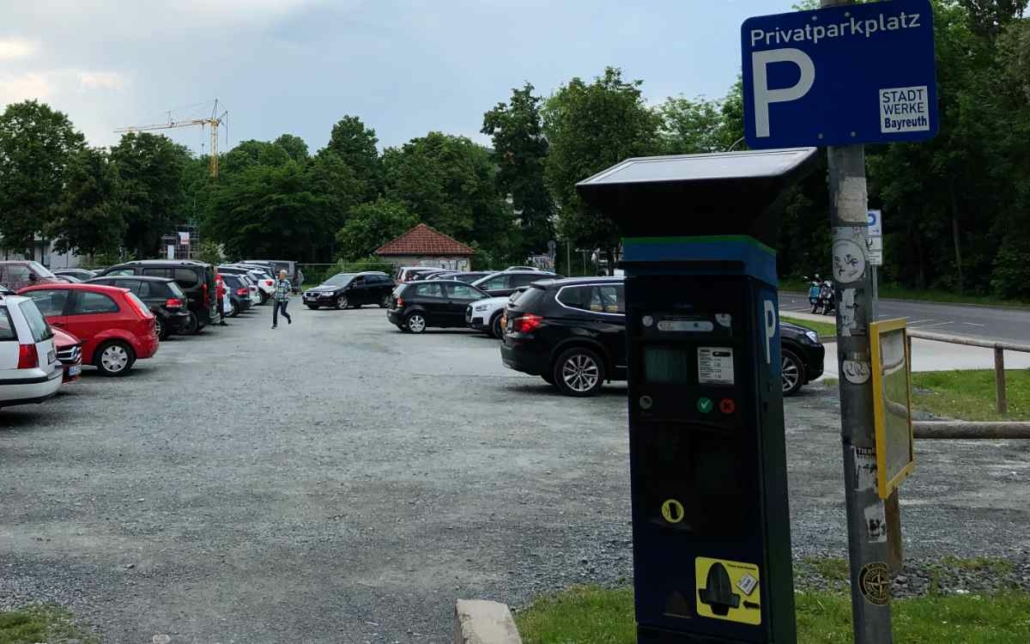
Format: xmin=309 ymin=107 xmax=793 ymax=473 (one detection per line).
xmin=742 ymin=0 xmax=938 ymax=149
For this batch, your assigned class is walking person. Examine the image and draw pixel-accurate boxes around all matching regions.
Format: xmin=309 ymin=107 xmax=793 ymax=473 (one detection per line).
xmin=293 ymin=267 xmax=304 ymax=293
xmin=272 ymin=269 xmax=293 ymax=329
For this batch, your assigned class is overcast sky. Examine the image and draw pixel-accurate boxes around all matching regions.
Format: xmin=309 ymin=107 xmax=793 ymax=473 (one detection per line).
xmin=1 ymin=0 xmax=796 ymax=155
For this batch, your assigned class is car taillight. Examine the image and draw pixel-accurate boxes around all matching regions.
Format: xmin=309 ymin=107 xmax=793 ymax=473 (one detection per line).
xmin=396 ymin=297 xmax=404 ymax=307
xmin=264 ymin=280 xmax=273 ymax=287
xmin=17 ymin=344 xmax=38 ymax=369
xmin=202 ymin=282 xmax=210 ymax=305
xmin=513 ymin=313 xmax=543 ymax=334
xmin=165 ymin=298 xmax=184 ymax=309
xmin=236 ymin=287 xmax=248 ymax=296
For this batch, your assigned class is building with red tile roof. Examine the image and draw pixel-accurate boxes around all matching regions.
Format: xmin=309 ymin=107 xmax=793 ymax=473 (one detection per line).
xmin=374 ymin=223 xmax=475 ymax=270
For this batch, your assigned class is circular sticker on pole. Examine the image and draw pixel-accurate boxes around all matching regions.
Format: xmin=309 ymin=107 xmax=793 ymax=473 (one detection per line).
xmin=661 ymin=499 xmax=685 ymax=524
xmin=832 ymin=239 xmax=866 ymax=284
xmin=858 ymin=562 xmax=891 ymax=606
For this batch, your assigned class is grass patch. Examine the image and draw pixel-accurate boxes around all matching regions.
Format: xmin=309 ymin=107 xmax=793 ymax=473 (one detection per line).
xmin=0 ymin=606 xmax=97 ymax=644
xmin=939 ymin=556 xmax=1016 ymax=576
xmin=803 ymin=556 xmax=850 ymax=583
xmin=782 ymin=315 xmax=837 ymax=338
xmin=781 ymin=280 xmax=1030 ymax=309
xmin=516 ymin=586 xmax=1030 ymax=644
xmin=911 ymin=369 xmax=1030 ymax=421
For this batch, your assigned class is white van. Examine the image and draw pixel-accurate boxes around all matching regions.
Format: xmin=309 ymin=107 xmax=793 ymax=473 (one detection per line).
xmin=0 ymin=293 xmax=63 ymax=408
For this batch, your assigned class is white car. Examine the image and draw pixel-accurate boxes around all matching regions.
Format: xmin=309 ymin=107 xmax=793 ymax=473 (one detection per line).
xmin=0 ymin=293 xmax=63 ymax=409
xmin=466 ymin=289 xmax=527 ymax=338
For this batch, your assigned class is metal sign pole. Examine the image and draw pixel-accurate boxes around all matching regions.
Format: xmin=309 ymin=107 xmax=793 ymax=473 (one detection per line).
xmin=823 ymin=1 xmax=893 ymax=637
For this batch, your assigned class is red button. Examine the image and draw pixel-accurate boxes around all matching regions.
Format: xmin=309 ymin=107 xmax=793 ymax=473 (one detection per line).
xmin=719 ymin=398 xmax=736 ymax=414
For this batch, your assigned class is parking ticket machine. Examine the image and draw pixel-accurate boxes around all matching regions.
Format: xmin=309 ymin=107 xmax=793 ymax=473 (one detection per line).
xmin=577 ymin=148 xmax=819 ymax=644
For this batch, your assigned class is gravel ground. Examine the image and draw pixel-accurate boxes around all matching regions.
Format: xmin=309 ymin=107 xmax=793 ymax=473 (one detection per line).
xmin=2 ymin=306 xmax=1029 ymax=643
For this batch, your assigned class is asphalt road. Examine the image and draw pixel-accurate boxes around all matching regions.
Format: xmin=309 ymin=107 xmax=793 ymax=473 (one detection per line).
xmin=780 ymin=291 xmax=1030 ymax=343
xmin=2 ymin=305 xmax=1029 ymax=642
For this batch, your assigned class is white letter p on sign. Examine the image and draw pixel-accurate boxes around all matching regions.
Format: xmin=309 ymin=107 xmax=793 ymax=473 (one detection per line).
xmin=752 ymin=48 xmax=815 ymax=138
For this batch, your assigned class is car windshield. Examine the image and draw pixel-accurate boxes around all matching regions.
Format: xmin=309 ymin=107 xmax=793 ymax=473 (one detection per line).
xmin=324 ymin=273 xmax=355 ymax=286
xmin=29 ymin=261 xmax=56 ymax=278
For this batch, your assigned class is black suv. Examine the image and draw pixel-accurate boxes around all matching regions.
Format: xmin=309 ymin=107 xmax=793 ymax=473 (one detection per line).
xmin=387 ymin=280 xmax=488 ymax=333
xmin=97 ymin=260 xmax=218 ymax=334
xmin=500 ymin=277 xmax=825 ymax=397
xmin=86 ymin=275 xmax=191 ymax=339
xmin=303 ymin=271 xmax=395 ymax=310
xmin=472 ymin=270 xmax=559 ymax=298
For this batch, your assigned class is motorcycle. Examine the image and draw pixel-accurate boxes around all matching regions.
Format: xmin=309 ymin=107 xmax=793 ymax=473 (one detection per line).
xmin=807 ymin=280 xmax=822 ymax=313
xmin=819 ymin=280 xmax=836 ymax=316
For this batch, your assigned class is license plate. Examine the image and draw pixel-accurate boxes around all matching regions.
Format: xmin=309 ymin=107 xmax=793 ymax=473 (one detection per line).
xmin=68 ymin=365 xmax=81 ymax=377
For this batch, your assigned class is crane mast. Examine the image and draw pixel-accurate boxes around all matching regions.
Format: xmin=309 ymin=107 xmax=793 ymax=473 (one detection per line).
xmin=115 ymin=100 xmax=228 ymax=178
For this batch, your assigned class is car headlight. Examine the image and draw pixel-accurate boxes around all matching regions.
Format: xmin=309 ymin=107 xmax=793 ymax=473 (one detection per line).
xmin=805 ymin=330 xmax=819 ymax=343
xmin=474 ymin=305 xmax=488 ymax=312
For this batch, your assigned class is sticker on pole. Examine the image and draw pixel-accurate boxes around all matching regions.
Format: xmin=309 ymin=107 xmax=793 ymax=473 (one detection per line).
xmin=741 ymin=0 xmax=938 ymax=148
xmin=870 ymin=319 xmax=915 ymax=498
xmin=695 ymin=557 xmax=762 ymax=625
xmin=698 ymin=347 xmax=734 ymax=385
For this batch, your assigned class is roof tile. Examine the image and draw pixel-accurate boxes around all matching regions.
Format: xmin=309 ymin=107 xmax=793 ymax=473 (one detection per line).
xmin=374 ymin=223 xmax=475 ymax=256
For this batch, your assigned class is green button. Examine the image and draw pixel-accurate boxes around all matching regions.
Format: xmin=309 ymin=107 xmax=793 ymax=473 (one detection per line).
xmin=697 ymin=397 xmax=713 ymax=414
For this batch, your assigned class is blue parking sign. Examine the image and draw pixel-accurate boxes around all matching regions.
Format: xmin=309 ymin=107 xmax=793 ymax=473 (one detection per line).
xmin=742 ymin=0 xmax=938 ymax=149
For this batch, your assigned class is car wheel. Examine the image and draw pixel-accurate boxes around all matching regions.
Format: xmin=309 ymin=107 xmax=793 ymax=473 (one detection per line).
xmin=229 ymin=301 xmax=240 ymax=318
xmin=259 ymin=292 xmax=268 ymax=305
xmin=306 ymin=304 xmax=320 ymax=310
xmin=155 ymin=317 xmax=169 ymax=341
xmin=781 ymin=348 xmax=806 ymax=397
xmin=406 ymin=312 xmax=427 ymax=334
xmin=96 ymin=341 xmax=136 ymax=377
xmin=335 ymin=295 xmax=349 ymax=310
xmin=553 ymin=347 xmax=606 ymax=397
xmin=182 ymin=312 xmax=199 ymax=335
xmin=489 ymin=313 xmax=503 ymax=339
xmin=379 ymin=294 xmax=391 ymax=309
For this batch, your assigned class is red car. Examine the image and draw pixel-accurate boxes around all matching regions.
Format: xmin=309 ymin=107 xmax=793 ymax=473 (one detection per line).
xmin=18 ymin=283 xmax=159 ymax=376
xmin=53 ymin=328 xmax=83 ymax=383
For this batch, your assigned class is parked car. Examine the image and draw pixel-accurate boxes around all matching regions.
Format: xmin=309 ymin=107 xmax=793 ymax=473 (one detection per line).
xmin=243 ymin=259 xmax=295 ymax=282
xmin=19 ymin=283 xmax=159 ymax=376
xmin=472 ymin=270 xmax=559 ymax=298
xmin=0 ymin=261 xmax=63 ymax=291
xmin=237 ymin=274 xmax=262 ymax=307
xmin=222 ymin=265 xmax=275 ymax=302
xmin=505 ymin=266 xmax=544 ymax=272
xmin=54 ymin=328 xmax=83 ymax=383
xmin=438 ymin=271 xmax=492 ymax=284
xmin=394 ymin=266 xmax=449 ymax=283
xmin=0 ymin=293 xmax=63 ymax=408
xmin=221 ymin=274 xmax=254 ymax=317
xmin=303 ymin=272 xmax=395 ymax=310
xmin=54 ymin=268 xmax=97 ymax=281
xmin=97 ymin=260 xmax=217 ymax=334
xmin=466 ymin=288 xmax=528 ymax=338
xmin=387 ymin=280 xmax=489 ymax=333
xmin=86 ymin=275 xmax=191 ymax=340
xmin=500 ymin=277 xmax=825 ymax=397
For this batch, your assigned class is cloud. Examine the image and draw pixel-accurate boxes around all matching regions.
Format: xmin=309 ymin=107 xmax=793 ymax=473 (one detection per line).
xmin=0 ymin=37 xmax=37 ymax=61
xmin=0 ymin=73 xmax=53 ymax=104
xmin=77 ymin=71 xmax=128 ymax=91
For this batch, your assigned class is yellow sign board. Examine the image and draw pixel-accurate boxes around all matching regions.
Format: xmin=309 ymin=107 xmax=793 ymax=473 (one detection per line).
xmin=870 ymin=318 xmax=915 ymax=499
xmin=695 ymin=557 xmax=761 ymax=625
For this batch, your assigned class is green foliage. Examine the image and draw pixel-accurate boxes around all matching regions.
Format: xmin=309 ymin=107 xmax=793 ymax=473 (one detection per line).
xmin=274 ymin=133 xmax=309 ymax=162
xmin=383 ymin=132 xmax=515 ymax=257
xmin=50 ymin=147 xmax=123 ymax=257
xmin=326 ymin=115 xmax=382 ymax=200
xmin=482 ymin=82 xmax=554 ymax=256
xmin=912 ymin=369 xmax=1030 ymax=421
xmin=0 ymin=605 xmax=99 ymax=644
xmin=657 ymin=95 xmax=738 ymax=154
xmin=542 ymin=67 xmax=660 ymax=263
xmin=515 ymin=585 xmax=1030 ymax=643
xmin=110 ymin=132 xmax=190 ymax=258
xmin=196 ymin=240 xmax=224 ymax=266
xmin=0 ymin=100 xmax=85 ymax=254
xmin=335 ymin=198 xmax=417 ymax=261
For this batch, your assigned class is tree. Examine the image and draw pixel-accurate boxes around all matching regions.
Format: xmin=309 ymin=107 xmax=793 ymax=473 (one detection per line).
xmin=274 ymin=134 xmax=309 ymax=162
xmin=326 ymin=116 xmax=382 ymax=200
xmin=657 ymin=96 xmax=738 ymax=154
xmin=335 ymin=199 xmax=417 ymax=261
xmin=307 ymin=149 xmax=366 ymax=241
xmin=110 ymin=133 xmax=191 ymax=259
xmin=960 ymin=0 xmax=1028 ymax=39
xmin=482 ymin=83 xmax=554 ymax=257
xmin=542 ymin=67 xmax=660 ymax=271
xmin=50 ymin=147 xmax=123 ymax=258
xmin=206 ymin=160 xmax=330 ymax=261
xmin=383 ymin=132 xmax=515 ymax=259
xmin=0 ymin=100 xmax=85 ymax=256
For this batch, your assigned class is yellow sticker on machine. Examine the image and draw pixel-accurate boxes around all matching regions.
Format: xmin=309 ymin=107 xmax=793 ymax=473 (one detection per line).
xmin=695 ymin=557 xmax=761 ymax=625
xmin=661 ymin=499 xmax=684 ymax=524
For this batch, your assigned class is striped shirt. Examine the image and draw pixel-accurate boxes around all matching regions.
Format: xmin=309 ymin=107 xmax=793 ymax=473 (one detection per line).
xmin=274 ymin=279 xmax=292 ymax=302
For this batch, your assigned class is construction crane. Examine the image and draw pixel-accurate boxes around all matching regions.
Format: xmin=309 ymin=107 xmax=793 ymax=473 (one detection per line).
xmin=116 ymin=100 xmax=229 ymax=178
